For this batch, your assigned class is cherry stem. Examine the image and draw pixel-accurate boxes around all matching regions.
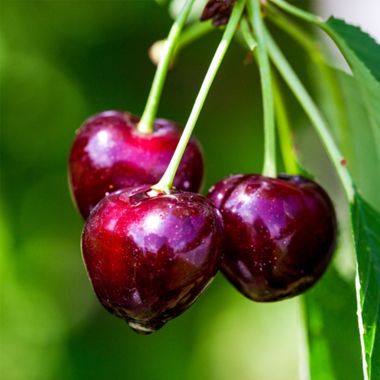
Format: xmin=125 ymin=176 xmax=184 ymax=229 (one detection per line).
xmin=137 ymin=0 xmax=195 ymax=134
xmin=272 ymin=74 xmax=299 ymax=174
xmin=241 ymin=18 xmax=296 ymax=175
xmin=247 ymin=0 xmax=276 ymax=177
xmin=266 ymin=5 xmax=318 ymax=50
xmin=268 ymin=1 xmax=380 ymax=170
xmin=267 ymin=7 xmax=353 ymax=170
xmin=152 ymin=0 xmax=246 ymax=192
xmin=298 ymin=298 xmax=312 ymax=380
xmin=240 ymin=18 xmax=258 ymax=51
xmin=268 ymin=0 xmax=323 ymax=25
xmin=265 ymin=29 xmax=355 ymax=202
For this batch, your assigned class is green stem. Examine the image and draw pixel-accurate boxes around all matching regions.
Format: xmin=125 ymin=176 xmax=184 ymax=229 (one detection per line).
xmin=267 ymin=7 xmax=353 ymax=163
xmin=240 ymin=18 xmax=258 ymax=51
xmin=266 ymin=5 xmax=319 ymax=55
xmin=138 ymin=0 xmax=195 ymax=134
xmin=240 ymin=25 xmax=292 ymax=176
xmin=265 ymin=29 xmax=355 ymax=202
xmin=269 ymin=0 xmax=380 ymax=165
xmin=272 ymin=74 xmax=299 ymax=174
xmin=152 ymin=0 xmax=246 ymax=192
xmin=298 ymin=297 xmax=311 ymax=380
xmin=268 ymin=0 xmax=323 ymax=25
xmin=248 ymin=0 xmax=276 ymax=177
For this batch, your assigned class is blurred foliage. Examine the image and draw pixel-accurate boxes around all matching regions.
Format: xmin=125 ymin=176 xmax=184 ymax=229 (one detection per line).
xmin=0 ymin=1 xmax=364 ymax=380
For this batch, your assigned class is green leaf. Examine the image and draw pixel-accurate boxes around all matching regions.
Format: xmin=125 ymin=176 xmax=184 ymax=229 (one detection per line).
xmin=351 ymin=193 xmax=380 ymax=380
xmin=337 ymin=70 xmax=380 ymax=210
xmin=326 ymin=18 xmax=380 ymax=82
xmin=324 ymin=17 xmax=380 ymax=169
xmin=320 ymin=20 xmax=380 ymax=378
xmin=303 ymin=267 xmax=362 ymax=380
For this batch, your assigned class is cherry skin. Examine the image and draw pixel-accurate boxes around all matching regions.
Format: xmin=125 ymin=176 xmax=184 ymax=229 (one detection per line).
xmin=81 ymin=185 xmax=223 ymax=334
xmin=208 ymin=174 xmax=337 ymax=301
xmin=69 ymin=111 xmax=204 ymax=219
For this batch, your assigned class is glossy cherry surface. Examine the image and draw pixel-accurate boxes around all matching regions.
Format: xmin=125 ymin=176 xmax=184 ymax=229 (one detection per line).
xmin=208 ymin=174 xmax=337 ymax=301
xmin=82 ymin=186 xmax=223 ymax=334
xmin=69 ymin=111 xmax=204 ymax=218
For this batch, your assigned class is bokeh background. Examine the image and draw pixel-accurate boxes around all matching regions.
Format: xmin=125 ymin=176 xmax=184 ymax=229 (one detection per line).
xmin=1 ymin=1 xmax=378 ymax=379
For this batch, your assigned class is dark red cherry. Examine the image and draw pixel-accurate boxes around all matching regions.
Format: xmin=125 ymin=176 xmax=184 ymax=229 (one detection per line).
xmin=69 ymin=111 xmax=204 ymax=218
xmin=208 ymin=174 xmax=337 ymax=301
xmin=81 ymin=186 xmax=223 ymax=334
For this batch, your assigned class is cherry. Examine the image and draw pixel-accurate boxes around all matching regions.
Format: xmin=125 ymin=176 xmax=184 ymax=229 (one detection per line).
xmin=69 ymin=111 xmax=204 ymax=219
xmin=208 ymin=174 xmax=337 ymax=301
xmin=81 ymin=185 xmax=223 ymax=334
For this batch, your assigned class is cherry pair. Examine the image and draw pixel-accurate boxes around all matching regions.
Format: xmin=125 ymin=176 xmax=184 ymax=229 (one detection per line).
xmin=69 ymin=111 xmax=336 ymax=334
xmin=69 ymin=111 xmax=221 ymax=334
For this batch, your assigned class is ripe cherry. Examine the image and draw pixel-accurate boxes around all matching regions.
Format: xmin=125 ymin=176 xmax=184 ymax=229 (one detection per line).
xmin=69 ymin=111 xmax=204 ymax=219
xmin=208 ymin=174 xmax=337 ymax=301
xmin=81 ymin=185 xmax=223 ymax=334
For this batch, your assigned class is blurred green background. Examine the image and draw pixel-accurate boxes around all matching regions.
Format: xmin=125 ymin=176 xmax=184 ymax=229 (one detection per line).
xmin=1 ymin=1 xmax=371 ymax=379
